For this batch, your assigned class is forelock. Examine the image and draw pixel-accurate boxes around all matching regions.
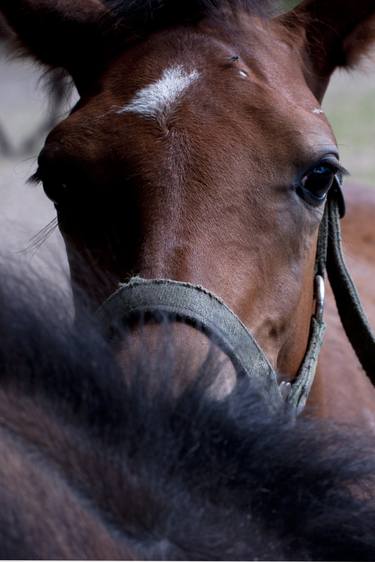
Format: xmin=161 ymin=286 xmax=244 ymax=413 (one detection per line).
xmin=103 ymin=0 xmax=278 ymax=39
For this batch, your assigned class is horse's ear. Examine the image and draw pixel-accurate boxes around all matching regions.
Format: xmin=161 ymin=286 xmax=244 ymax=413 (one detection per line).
xmin=279 ymin=0 xmax=375 ymax=100
xmin=0 ymin=1 xmax=111 ymax=83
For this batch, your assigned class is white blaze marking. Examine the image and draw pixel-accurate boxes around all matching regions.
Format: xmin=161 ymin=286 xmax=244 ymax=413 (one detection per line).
xmin=118 ymin=65 xmax=199 ymax=122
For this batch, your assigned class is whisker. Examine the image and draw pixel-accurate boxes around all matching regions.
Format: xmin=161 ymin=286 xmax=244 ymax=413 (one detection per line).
xmin=20 ymin=217 xmax=59 ymax=255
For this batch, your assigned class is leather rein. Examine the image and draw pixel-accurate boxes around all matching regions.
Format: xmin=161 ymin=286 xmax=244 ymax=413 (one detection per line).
xmin=97 ymin=181 xmax=375 ymax=416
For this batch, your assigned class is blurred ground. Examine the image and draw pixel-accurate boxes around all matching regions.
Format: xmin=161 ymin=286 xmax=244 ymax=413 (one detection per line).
xmin=0 ymin=46 xmax=374 ymax=279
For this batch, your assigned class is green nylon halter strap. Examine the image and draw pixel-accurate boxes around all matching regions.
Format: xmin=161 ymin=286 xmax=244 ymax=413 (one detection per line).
xmin=286 ymin=184 xmax=375 ymax=410
xmin=96 ymin=274 xmax=326 ymax=416
xmin=326 ymin=194 xmax=375 ymax=379
xmin=96 ymin=277 xmax=285 ymax=413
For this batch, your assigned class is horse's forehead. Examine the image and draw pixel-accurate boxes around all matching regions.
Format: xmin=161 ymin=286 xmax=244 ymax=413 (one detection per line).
xmin=64 ymin=26 xmax=335 ymax=160
xmin=104 ymin=59 xmax=332 ymax=152
xmin=102 ymin=27 xmax=322 ymax=118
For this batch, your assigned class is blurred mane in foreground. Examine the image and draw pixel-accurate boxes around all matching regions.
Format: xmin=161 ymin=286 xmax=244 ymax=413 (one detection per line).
xmin=1 ymin=261 xmax=375 ymax=560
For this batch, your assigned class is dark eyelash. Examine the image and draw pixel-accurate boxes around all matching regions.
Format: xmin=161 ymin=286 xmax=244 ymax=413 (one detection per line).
xmin=335 ymin=163 xmax=350 ymax=178
xmin=28 ymin=168 xmax=43 ymax=184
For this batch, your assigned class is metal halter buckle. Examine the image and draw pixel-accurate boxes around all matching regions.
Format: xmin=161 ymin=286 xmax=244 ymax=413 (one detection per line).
xmin=279 ymin=381 xmax=292 ymax=400
xmin=314 ymin=274 xmax=325 ymax=322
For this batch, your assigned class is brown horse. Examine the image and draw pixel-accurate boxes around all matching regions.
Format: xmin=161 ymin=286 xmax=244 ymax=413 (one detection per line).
xmin=1 ymin=2 xmax=375 ymax=420
xmin=1 ymin=3 xmax=375 ymax=557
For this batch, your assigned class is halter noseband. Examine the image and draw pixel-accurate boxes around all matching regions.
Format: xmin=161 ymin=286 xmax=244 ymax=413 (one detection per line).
xmin=96 ymin=182 xmax=375 ymax=416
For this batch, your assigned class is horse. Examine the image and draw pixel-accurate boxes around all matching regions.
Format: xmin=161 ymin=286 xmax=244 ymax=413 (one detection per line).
xmin=2 ymin=0 xmax=374 ymax=426
xmin=1 ymin=260 xmax=375 ymax=559
xmin=1 ymin=2 xmax=375 ymax=557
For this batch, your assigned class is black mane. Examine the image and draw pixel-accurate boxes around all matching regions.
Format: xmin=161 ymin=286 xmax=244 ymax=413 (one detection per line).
xmin=1 ymin=260 xmax=375 ymax=559
xmin=103 ymin=0 xmax=277 ymax=41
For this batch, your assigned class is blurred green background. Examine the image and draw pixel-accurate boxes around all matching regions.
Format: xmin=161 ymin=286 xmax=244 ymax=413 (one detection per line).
xmin=325 ymin=70 xmax=375 ymax=185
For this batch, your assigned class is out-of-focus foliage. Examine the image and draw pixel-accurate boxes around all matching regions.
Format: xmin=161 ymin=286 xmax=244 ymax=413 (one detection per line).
xmin=325 ymin=70 xmax=375 ymax=185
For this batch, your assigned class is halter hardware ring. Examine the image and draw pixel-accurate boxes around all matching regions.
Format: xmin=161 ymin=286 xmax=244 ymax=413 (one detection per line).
xmin=279 ymin=381 xmax=292 ymax=400
xmin=314 ymin=274 xmax=325 ymax=322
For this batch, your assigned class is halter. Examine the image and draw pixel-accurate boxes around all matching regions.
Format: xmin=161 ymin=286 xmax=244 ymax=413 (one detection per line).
xmin=97 ymin=181 xmax=375 ymax=416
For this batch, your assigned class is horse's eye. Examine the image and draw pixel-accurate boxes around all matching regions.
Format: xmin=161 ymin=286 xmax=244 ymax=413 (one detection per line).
xmin=42 ymin=179 xmax=69 ymax=205
xmin=298 ymin=163 xmax=338 ymax=206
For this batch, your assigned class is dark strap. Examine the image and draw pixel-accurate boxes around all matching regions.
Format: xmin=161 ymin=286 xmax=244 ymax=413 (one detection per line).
xmin=96 ymin=275 xmax=327 ymax=416
xmin=287 ymin=313 xmax=326 ymax=415
xmin=285 ymin=181 xmax=368 ymax=412
xmin=326 ymin=194 xmax=375 ymax=378
xmin=96 ymin=277 xmax=285 ymax=413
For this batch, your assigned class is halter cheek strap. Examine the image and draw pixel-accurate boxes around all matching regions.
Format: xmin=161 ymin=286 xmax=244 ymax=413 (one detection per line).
xmin=326 ymin=193 xmax=375 ymax=378
xmin=96 ymin=183 xmax=375 ymax=416
xmin=288 ymin=182 xmax=375 ymax=410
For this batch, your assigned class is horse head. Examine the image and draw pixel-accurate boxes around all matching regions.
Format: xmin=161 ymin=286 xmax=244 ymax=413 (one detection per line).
xmin=2 ymin=0 xmax=375 ymax=390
